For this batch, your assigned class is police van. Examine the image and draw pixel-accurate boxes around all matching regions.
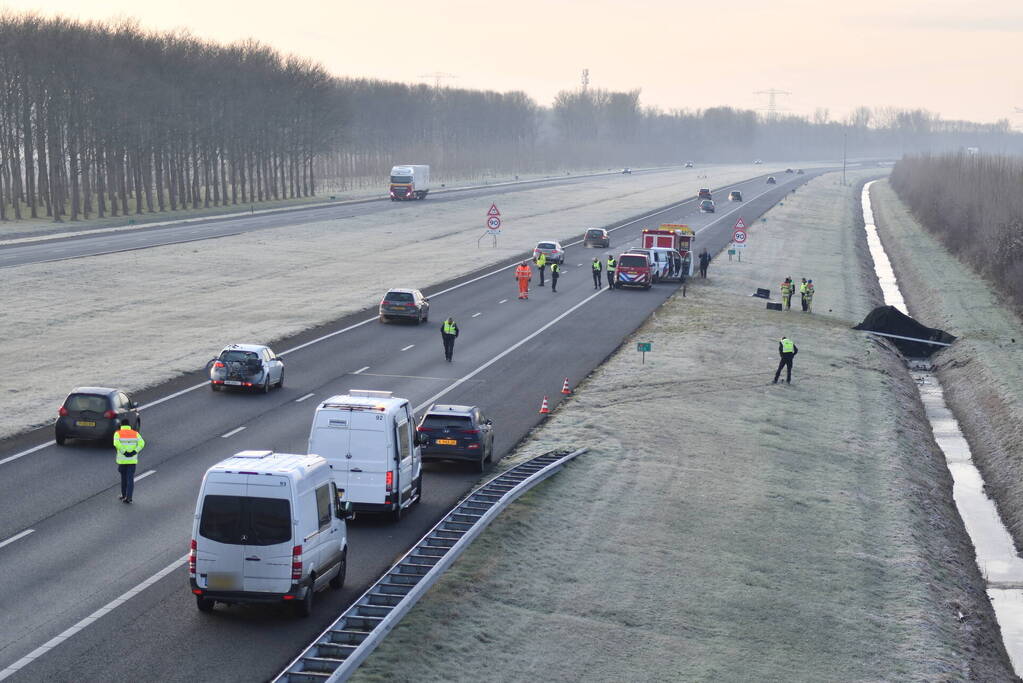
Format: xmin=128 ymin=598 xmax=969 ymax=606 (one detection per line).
xmin=307 ymin=390 xmax=423 ymax=521
xmin=188 ymin=451 xmax=352 ymax=617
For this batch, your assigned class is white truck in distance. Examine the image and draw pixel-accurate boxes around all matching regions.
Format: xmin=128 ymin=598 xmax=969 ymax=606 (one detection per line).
xmin=389 ymin=164 xmax=430 ymax=200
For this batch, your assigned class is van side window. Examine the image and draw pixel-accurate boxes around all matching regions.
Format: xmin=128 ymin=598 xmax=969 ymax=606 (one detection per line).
xmin=396 ymin=420 xmax=411 ymax=462
xmin=315 ymin=484 xmax=331 ymax=530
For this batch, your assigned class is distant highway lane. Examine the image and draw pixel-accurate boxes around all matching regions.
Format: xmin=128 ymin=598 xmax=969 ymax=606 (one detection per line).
xmin=0 ymin=169 xmax=824 ymax=682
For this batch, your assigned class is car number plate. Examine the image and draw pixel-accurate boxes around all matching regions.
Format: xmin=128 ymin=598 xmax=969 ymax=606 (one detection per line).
xmin=206 ymin=572 xmax=240 ymax=590
xmin=224 ymin=381 xmax=242 ymax=386
xmin=76 ymin=420 xmax=96 ymax=427
xmin=436 ymin=438 xmax=457 ymax=445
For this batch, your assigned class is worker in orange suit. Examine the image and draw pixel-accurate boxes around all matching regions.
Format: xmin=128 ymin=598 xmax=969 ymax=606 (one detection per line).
xmin=515 ymin=260 xmax=532 ymax=299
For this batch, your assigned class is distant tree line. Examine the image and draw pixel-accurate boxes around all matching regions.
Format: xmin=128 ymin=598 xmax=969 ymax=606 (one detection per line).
xmin=891 ymin=153 xmax=1023 ymax=309
xmin=0 ymin=12 xmax=1021 ymax=221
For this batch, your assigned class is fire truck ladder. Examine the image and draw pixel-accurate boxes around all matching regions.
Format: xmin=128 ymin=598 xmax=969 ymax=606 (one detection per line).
xmin=274 ymin=447 xmax=587 ymax=682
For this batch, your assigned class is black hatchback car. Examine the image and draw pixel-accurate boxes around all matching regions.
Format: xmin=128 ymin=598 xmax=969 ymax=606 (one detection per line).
xmin=55 ymin=387 xmax=141 ymax=446
xmin=584 ymin=228 xmax=610 ymax=248
xmin=416 ymin=404 xmax=494 ymax=471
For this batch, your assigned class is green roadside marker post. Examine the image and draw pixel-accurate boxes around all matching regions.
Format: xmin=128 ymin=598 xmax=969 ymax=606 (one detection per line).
xmin=637 ymin=342 xmax=652 ymax=364
xmin=728 ymin=248 xmax=736 ymax=261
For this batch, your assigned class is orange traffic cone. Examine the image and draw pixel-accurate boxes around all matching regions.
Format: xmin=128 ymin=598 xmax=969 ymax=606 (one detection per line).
xmin=538 ymin=396 xmax=550 ymax=414
xmin=561 ymin=377 xmax=571 ymax=395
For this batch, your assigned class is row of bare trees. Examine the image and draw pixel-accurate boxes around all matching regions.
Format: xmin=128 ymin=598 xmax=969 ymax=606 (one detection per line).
xmin=891 ymin=153 xmax=1023 ymax=309
xmin=0 ymin=12 xmax=1021 ymax=222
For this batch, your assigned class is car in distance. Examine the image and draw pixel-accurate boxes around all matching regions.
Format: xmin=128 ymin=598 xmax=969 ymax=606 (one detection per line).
xmin=697 ymin=188 xmax=712 ymax=200
xmin=533 ymin=240 xmax=565 ymax=265
xmin=728 ymin=190 xmax=743 ymax=201
xmin=766 ymin=176 xmax=777 ymax=184
xmin=684 ymin=161 xmax=694 ymax=168
xmin=622 ymin=167 xmax=632 ymax=174
xmin=797 ymin=169 xmax=805 ymax=175
xmin=417 ymin=404 xmax=495 ymax=472
xmin=785 ymin=168 xmax=794 ymax=174
xmin=699 ymin=199 xmax=716 ymax=213
xmin=56 ymin=387 xmax=141 ymax=446
xmin=753 ymin=159 xmax=763 ymax=165
xmin=379 ymin=288 xmax=429 ymax=324
xmin=583 ymin=228 xmax=610 ymax=248
xmin=209 ymin=344 xmax=284 ymax=393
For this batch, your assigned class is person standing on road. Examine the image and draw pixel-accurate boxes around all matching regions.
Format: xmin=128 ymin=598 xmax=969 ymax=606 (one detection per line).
xmin=441 ymin=317 xmax=459 ymax=362
xmin=535 ymin=252 xmax=547 ymax=287
xmin=800 ymin=278 xmax=808 ymax=312
xmin=805 ymin=280 xmax=815 ymax=313
xmin=591 ymin=257 xmax=603 ymax=290
xmin=773 ymin=336 xmax=798 ymax=384
xmin=699 ymin=249 xmax=711 ymax=278
xmin=515 ymin=260 xmax=532 ymax=300
xmin=780 ymin=277 xmax=794 ymax=310
xmin=550 ymin=261 xmax=561 ymax=293
xmin=113 ymin=423 xmax=145 ymax=504
xmin=606 ymin=254 xmax=616 ymax=289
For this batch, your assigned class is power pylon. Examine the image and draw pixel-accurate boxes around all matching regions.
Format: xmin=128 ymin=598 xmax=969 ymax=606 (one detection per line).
xmin=754 ymin=88 xmax=792 ymax=116
xmin=419 ymin=72 xmax=457 ymax=88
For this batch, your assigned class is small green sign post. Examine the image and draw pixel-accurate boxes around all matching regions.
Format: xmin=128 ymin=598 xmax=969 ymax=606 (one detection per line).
xmin=636 ymin=342 xmax=652 ymax=364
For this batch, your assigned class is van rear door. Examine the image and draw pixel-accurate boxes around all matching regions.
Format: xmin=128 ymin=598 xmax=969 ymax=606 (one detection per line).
xmin=309 ymin=413 xmax=353 ymax=497
xmin=241 ymin=475 xmax=294 ymax=594
xmin=195 ymin=478 xmax=247 ymax=592
xmin=347 ymin=410 xmax=389 ymax=504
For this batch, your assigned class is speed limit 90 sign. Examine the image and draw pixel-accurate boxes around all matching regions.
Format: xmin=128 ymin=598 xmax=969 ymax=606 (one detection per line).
xmin=732 ymin=229 xmax=747 ymax=243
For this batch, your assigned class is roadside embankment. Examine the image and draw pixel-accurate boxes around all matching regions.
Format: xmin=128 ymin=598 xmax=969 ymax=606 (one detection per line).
xmin=2 ymin=163 xmax=788 ymax=439
xmin=352 ymin=170 xmax=1013 ymax=681
xmin=870 ymin=179 xmax=1023 ymax=558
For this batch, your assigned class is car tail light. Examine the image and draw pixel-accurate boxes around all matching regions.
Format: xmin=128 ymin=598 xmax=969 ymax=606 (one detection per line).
xmin=460 ymin=429 xmax=480 ymax=435
xmin=192 ymin=589 xmax=203 ymax=595
xmin=385 ymin=471 xmax=393 ymax=492
xmin=58 ymin=406 xmax=68 ymax=417
xmin=243 ymin=382 xmax=253 ymax=387
xmin=416 ymin=426 xmax=434 ymax=432
xmin=291 ymin=545 xmax=303 ymax=580
xmin=103 ymin=410 xmax=117 ymax=419
xmin=188 ymin=539 xmax=197 ymax=577
xmin=213 ymin=361 xmax=224 ymax=368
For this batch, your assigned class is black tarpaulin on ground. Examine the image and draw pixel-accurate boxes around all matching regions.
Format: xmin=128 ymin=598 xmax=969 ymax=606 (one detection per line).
xmin=853 ymin=305 xmax=957 ymax=357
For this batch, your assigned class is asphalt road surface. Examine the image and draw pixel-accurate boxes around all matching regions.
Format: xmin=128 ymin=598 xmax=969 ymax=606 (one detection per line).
xmin=0 ymin=168 xmax=822 ymax=682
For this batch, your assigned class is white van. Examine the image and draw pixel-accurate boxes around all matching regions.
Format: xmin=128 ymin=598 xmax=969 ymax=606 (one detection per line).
xmin=188 ymin=451 xmax=353 ymax=617
xmin=308 ymin=390 xmax=423 ymax=520
xmin=629 ymin=248 xmax=673 ymax=282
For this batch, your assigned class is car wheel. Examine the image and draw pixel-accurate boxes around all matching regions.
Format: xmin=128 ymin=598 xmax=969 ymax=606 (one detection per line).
xmin=417 ymin=310 xmax=424 ymax=325
xmin=294 ymin=583 xmax=314 ymax=618
xmin=262 ymin=376 xmax=271 ymax=394
xmin=379 ymin=315 xmax=387 ymax=324
xmin=422 ymin=310 xmax=428 ymax=323
xmin=55 ymin=432 xmax=66 ymax=446
xmin=196 ymin=595 xmax=215 ymax=613
xmin=136 ymin=417 xmax=142 ymax=430
xmin=477 ymin=455 xmax=486 ymax=473
xmin=485 ymin=442 xmax=493 ymax=462
xmin=211 ymin=383 xmax=221 ymax=392
xmin=276 ymin=370 xmax=284 ymax=389
xmin=329 ymin=551 xmax=347 ymax=590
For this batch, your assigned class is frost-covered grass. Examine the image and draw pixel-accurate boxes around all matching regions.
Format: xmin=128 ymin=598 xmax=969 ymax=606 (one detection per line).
xmin=352 ymin=170 xmax=1012 ymax=682
xmin=3 ymin=164 xmax=780 ymax=439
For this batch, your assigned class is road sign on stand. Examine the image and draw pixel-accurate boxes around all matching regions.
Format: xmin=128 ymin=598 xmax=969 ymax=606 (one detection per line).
xmin=488 ymin=203 xmax=501 ymax=216
xmin=733 ymin=216 xmax=746 ymax=231
xmin=486 ymin=215 xmax=502 ymax=233
xmin=732 ymin=229 xmax=747 ymax=245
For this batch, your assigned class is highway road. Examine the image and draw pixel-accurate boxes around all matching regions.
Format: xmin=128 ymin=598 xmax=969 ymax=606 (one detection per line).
xmin=0 ymin=168 xmax=822 ymax=682
xmin=0 ymin=167 xmax=676 ymax=269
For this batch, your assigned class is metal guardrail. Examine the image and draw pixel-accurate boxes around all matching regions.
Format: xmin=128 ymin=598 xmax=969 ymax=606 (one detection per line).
xmin=274 ymin=447 xmax=587 ymax=682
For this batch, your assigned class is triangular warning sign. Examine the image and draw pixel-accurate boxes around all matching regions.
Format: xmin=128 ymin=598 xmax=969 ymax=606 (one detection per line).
xmin=733 ymin=217 xmax=746 ymax=230
xmin=488 ymin=203 xmax=500 ymax=216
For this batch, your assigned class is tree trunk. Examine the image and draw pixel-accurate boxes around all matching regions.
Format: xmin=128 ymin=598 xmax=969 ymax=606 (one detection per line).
xmin=21 ymin=94 xmax=36 ymax=218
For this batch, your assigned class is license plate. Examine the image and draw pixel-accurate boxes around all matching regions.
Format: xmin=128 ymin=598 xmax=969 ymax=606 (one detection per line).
xmin=436 ymin=438 xmax=457 ymax=445
xmin=76 ymin=420 xmax=96 ymax=427
xmin=206 ymin=572 xmax=240 ymax=590
xmin=225 ymin=381 xmax=242 ymax=386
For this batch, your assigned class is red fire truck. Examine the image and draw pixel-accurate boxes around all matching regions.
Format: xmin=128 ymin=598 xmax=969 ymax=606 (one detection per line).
xmin=641 ymin=224 xmax=695 ymax=279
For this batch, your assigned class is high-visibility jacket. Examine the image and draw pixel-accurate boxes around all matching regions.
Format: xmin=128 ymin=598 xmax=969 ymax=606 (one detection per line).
xmin=780 ymin=338 xmax=795 ymax=354
xmin=781 ymin=281 xmax=793 ymax=296
xmin=515 ymin=264 xmax=532 ymax=281
xmin=606 ymin=257 xmax=616 ymax=270
xmin=442 ymin=320 xmax=458 ymax=336
xmin=799 ymin=282 xmax=808 ymax=295
xmin=592 ymin=260 xmax=602 ymax=272
xmin=805 ymin=284 xmax=815 ymax=299
xmin=551 ymin=263 xmax=560 ymax=275
xmin=114 ymin=427 xmax=145 ymax=465
xmin=535 ymin=253 xmax=547 ymax=268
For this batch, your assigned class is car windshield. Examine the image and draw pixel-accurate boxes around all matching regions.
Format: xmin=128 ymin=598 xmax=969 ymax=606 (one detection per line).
xmin=386 ymin=292 xmax=414 ymax=302
xmin=64 ymin=394 xmax=109 ymax=413
xmin=537 ymin=242 xmax=556 ymax=250
xmin=199 ymin=495 xmax=291 ymax=546
xmin=586 ymin=230 xmax=603 ymax=237
xmin=422 ymin=414 xmax=473 ymax=430
xmin=619 ymin=255 xmax=648 ymax=267
xmin=699 ymin=189 xmax=710 ymax=193
xmin=390 ymin=175 xmax=412 ymax=183
xmin=701 ymin=200 xmax=713 ymax=207
xmin=220 ymin=350 xmax=260 ymax=363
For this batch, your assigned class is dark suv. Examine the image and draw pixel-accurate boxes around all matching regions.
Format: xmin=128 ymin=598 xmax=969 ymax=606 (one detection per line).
xmin=416 ymin=404 xmax=494 ymax=471
xmin=584 ymin=228 xmax=610 ymax=248
xmin=697 ymin=188 xmax=712 ymax=199
xmin=55 ymin=387 xmax=141 ymax=446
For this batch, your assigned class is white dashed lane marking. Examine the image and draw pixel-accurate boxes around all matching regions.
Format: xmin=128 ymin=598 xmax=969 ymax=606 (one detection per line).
xmin=401 ymin=344 xmax=414 ymax=351
xmin=133 ymin=469 xmax=156 ymax=482
xmin=221 ymin=426 xmax=245 ymax=439
xmin=0 ymin=529 xmax=34 ymax=550
xmin=498 ymin=299 xmax=507 ymax=304
xmin=471 ymin=312 xmax=481 ymax=318
xmin=295 ymin=393 xmax=315 ymax=402
xmin=353 ymin=366 xmax=369 ymax=374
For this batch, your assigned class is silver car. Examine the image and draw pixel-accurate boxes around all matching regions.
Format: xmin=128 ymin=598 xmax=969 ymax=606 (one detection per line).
xmin=209 ymin=343 xmax=284 ymax=393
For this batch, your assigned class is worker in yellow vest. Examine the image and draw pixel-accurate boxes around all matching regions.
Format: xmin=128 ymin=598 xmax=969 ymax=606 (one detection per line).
xmin=591 ymin=258 xmax=603 ymax=290
xmin=534 ymin=252 xmax=548 ymax=287
xmin=799 ymin=278 xmax=808 ymax=312
xmin=113 ymin=424 xmax=146 ymax=504
xmin=780 ymin=277 xmax=794 ymax=310
xmin=773 ymin=336 xmax=799 ymax=384
xmin=441 ymin=317 xmax=459 ymax=362
xmin=805 ymin=280 xmax=815 ymax=312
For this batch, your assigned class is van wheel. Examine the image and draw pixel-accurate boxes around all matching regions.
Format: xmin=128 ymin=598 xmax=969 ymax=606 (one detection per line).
xmin=196 ymin=596 xmax=215 ymax=613
xmin=294 ymin=583 xmax=314 ymax=617
xmin=330 ymin=551 xmax=347 ymax=590
xmin=392 ymin=502 xmax=404 ymax=523
xmin=211 ymin=383 xmax=221 ymax=392
xmin=413 ymin=475 xmax=423 ymax=505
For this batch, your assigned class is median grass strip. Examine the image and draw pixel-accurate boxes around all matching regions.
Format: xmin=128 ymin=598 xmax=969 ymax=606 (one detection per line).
xmin=352 ymin=170 xmax=1012 ymax=681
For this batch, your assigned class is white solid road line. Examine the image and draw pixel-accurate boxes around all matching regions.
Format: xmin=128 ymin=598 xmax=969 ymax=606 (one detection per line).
xmin=133 ymin=469 xmax=156 ymax=482
xmin=401 ymin=344 xmax=415 ymax=351
xmin=295 ymin=393 xmax=315 ymax=402
xmin=0 ymin=529 xmax=34 ymax=550
xmin=220 ymin=426 xmax=245 ymax=438
xmin=353 ymin=366 xmax=370 ymax=374
xmin=471 ymin=312 xmax=481 ymax=318
xmin=0 ymin=554 xmax=188 ymax=681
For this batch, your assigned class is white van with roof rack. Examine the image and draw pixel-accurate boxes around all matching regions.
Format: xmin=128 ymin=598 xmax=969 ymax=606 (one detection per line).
xmin=307 ymin=390 xmax=422 ymax=521
xmin=189 ymin=451 xmax=353 ymax=617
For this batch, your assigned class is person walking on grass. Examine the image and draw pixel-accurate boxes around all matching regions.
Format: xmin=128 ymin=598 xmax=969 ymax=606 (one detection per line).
xmin=114 ymin=424 xmax=145 ymax=504
xmin=550 ymin=261 xmax=561 ymax=293
xmin=780 ymin=277 xmax=794 ymax=310
xmin=699 ymin=249 xmax=711 ymax=278
xmin=805 ymin=279 xmax=815 ymax=312
xmin=800 ymin=278 xmax=808 ymax=312
xmin=441 ymin=317 xmax=459 ymax=362
xmin=591 ymin=257 xmax=602 ymax=290
xmin=773 ymin=336 xmax=798 ymax=384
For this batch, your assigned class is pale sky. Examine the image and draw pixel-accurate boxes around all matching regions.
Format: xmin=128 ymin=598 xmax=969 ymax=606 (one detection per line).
xmin=2 ymin=0 xmax=1021 ymax=125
